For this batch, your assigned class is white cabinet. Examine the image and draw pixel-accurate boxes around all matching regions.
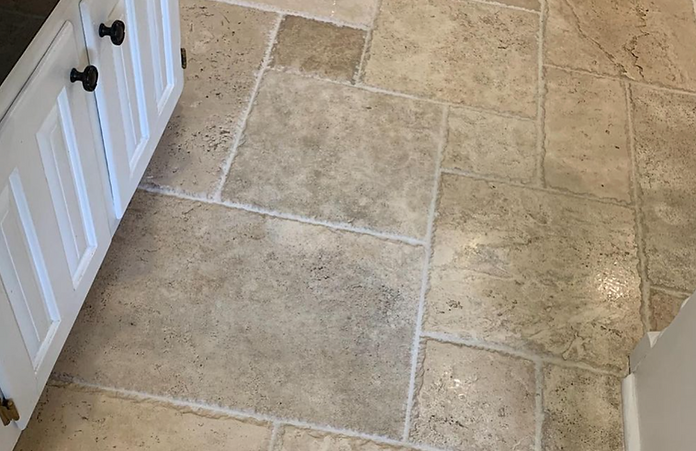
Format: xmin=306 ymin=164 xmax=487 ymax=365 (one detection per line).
xmin=0 ymin=21 xmax=112 ymax=448
xmin=80 ymin=0 xmax=183 ymax=217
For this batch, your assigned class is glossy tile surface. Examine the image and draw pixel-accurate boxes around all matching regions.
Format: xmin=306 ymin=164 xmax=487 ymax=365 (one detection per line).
xmin=424 ymin=175 xmax=642 ymax=372
xmin=222 ymin=71 xmax=442 ymax=238
xmin=271 ymin=16 xmax=366 ymax=82
xmin=410 ymin=340 xmax=536 ymax=450
xmin=54 ymin=191 xmax=422 ymax=438
xmin=364 ymin=0 xmax=539 ymax=116
xmin=16 ymin=384 xmax=272 ymax=451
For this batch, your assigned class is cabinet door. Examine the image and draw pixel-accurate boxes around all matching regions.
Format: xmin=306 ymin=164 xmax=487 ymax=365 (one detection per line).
xmin=0 ymin=21 xmax=111 ymax=447
xmin=80 ymin=0 xmax=183 ymax=218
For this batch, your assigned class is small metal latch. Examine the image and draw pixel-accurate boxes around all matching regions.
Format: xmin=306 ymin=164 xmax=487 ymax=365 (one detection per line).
xmin=181 ymin=48 xmax=187 ymax=69
xmin=0 ymin=395 xmax=19 ymax=426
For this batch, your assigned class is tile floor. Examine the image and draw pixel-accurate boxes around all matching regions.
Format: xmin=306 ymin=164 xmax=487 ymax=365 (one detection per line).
xmin=16 ymin=0 xmax=696 ymax=449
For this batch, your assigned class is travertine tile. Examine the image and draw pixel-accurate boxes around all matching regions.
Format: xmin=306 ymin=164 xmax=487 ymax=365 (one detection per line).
xmin=545 ymin=0 xmax=696 ymax=91
xmin=222 ymin=71 xmax=441 ymax=238
xmin=249 ymin=0 xmax=377 ymax=26
xmin=544 ymin=68 xmax=631 ymax=201
xmin=543 ymin=365 xmax=624 ymax=451
xmin=16 ymin=384 xmax=271 ymax=451
xmin=650 ymin=289 xmax=687 ymax=331
xmin=632 ymin=85 xmax=696 ymax=292
xmin=278 ymin=426 xmax=413 ymax=450
xmin=410 ymin=340 xmax=535 ymax=450
xmin=271 ymin=16 xmax=366 ymax=82
xmin=143 ymin=1 xmax=275 ymax=195
xmin=54 ymin=191 xmax=423 ymax=438
xmin=444 ymin=108 xmax=538 ymax=183
xmin=424 ymin=175 xmax=642 ymax=371
xmin=364 ymin=0 xmax=539 ymax=117
xmin=504 ymin=0 xmax=541 ymax=11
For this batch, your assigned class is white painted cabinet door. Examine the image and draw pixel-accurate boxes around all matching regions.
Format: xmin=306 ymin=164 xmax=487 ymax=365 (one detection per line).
xmin=0 ymin=21 xmax=111 ymax=450
xmin=81 ymin=0 xmax=183 ymax=217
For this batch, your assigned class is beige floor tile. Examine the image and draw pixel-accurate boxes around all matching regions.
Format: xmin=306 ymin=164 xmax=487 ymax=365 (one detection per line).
xmin=544 ymin=67 xmax=631 ymax=201
xmin=545 ymin=0 xmax=696 ymax=91
xmin=271 ymin=16 xmax=366 ymax=82
xmin=650 ymin=289 xmax=687 ymax=331
xmin=543 ymin=365 xmax=624 ymax=451
xmin=443 ymin=108 xmax=538 ymax=183
xmin=364 ymin=0 xmax=539 ymax=117
xmin=277 ymin=426 xmax=412 ymax=450
xmin=222 ymin=71 xmax=441 ymax=238
xmin=424 ymin=175 xmax=642 ymax=371
xmin=54 ymin=191 xmax=423 ymax=438
xmin=632 ymin=85 xmax=696 ymax=292
xmin=143 ymin=1 xmax=275 ymax=195
xmin=249 ymin=0 xmax=377 ymax=26
xmin=505 ymin=0 xmax=541 ymax=11
xmin=409 ymin=340 xmax=536 ymax=450
xmin=16 ymin=384 xmax=271 ymax=451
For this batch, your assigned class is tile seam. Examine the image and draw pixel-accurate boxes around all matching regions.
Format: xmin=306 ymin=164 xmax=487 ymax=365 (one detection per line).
xmin=268 ymin=422 xmax=281 ymax=451
xmin=211 ymin=0 xmax=370 ymax=29
xmin=138 ymin=183 xmax=426 ymax=246
xmin=534 ymin=361 xmax=545 ymax=451
xmin=535 ymin=0 xmax=548 ymax=187
xmin=421 ymin=331 xmax=624 ymax=378
xmin=48 ymin=377 xmax=446 ymax=451
xmin=401 ymin=106 xmax=449 ymax=442
xmin=650 ymin=284 xmax=693 ymax=298
xmin=624 ymin=81 xmax=652 ymax=334
xmin=354 ymin=0 xmax=382 ymax=84
xmin=212 ymin=13 xmax=283 ymax=202
xmin=440 ymin=168 xmax=633 ymax=208
xmin=462 ymin=0 xmax=541 ymax=14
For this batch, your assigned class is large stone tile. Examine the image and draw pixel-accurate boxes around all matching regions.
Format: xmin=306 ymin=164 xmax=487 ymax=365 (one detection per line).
xmin=143 ymin=1 xmax=275 ymax=195
xmin=16 ymin=384 xmax=271 ymax=451
xmin=364 ymin=0 xmax=539 ymax=117
xmin=545 ymin=0 xmax=696 ymax=91
xmin=409 ymin=340 xmax=536 ymax=450
xmin=649 ymin=288 xmax=687 ymax=331
xmin=222 ymin=71 xmax=442 ymax=238
xmin=250 ymin=0 xmax=377 ymax=26
xmin=543 ymin=365 xmax=624 ymax=451
xmin=632 ymin=85 xmax=696 ymax=292
xmin=277 ymin=426 xmax=413 ymax=450
xmin=424 ymin=175 xmax=642 ymax=371
xmin=544 ymin=68 xmax=631 ymax=201
xmin=54 ymin=191 xmax=423 ymax=438
xmin=443 ymin=108 xmax=538 ymax=183
xmin=270 ymin=16 xmax=366 ymax=82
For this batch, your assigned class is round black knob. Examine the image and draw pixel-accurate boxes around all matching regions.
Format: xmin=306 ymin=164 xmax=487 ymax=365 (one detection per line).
xmin=99 ymin=20 xmax=126 ymax=46
xmin=70 ymin=66 xmax=99 ymax=92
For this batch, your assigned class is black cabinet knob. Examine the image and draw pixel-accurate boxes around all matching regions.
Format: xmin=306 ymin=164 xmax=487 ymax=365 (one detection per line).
xmin=99 ymin=20 xmax=126 ymax=46
xmin=70 ymin=66 xmax=99 ymax=92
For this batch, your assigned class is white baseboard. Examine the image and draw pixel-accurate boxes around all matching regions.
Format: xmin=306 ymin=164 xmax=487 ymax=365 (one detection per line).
xmin=622 ymin=374 xmax=641 ymax=451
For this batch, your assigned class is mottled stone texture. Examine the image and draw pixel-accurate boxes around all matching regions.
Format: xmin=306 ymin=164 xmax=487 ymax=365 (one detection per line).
xmin=223 ymin=72 xmax=442 ymax=238
xmin=144 ymin=1 xmax=275 ymax=194
xmin=543 ymin=366 xmax=624 ymax=451
xmin=632 ymin=85 xmax=696 ymax=292
xmin=271 ymin=16 xmax=366 ymax=81
xmin=444 ymin=108 xmax=538 ymax=183
xmin=545 ymin=0 xmax=696 ymax=90
xmin=410 ymin=341 xmax=536 ymax=450
xmin=544 ymin=67 xmax=631 ymax=201
xmin=16 ymin=384 xmax=272 ymax=451
xmin=649 ymin=289 xmax=687 ymax=331
xmin=54 ymin=191 xmax=423 ymax=438
xmin=277 ymin=426 xmax=412 ymax=450
xmin=364 ymin=0 xmax=539 ymax=116
xmin=248 ymin=0 xmax=378 ymax=26
xmin=424 ymin=175 xmax=642 ymax=372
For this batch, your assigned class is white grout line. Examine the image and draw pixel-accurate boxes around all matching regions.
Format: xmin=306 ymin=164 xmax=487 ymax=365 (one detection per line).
xmin=534 ymin=361 xmax=545 ymax=451
xmin=402 ymin=106 xmax=449 ymax=441
xmin=421 ymin=331 xmax=625 ymax=377
xmin=49 ymin=377 xmax=446 ymax=451
xmin=138 ymin=184 xmax=427 ymax=247
xmin=650 ymin=284 xmax=693 ymax=298
xmin=534 ymin=0 xmax=548 ymax=188
xmin=268 ymin=422 xmax=281 ymax=451
xmin=212 ymin=13 xmax=284 ymax=202
xmin=463 ymin=0 xmax=541 ymax=14
xmin=624 ymin=81 xmax=652 ymax=334
xmin=440 ymin=168 xmax=633 ymax=208
xmin=212 ymin=0 xmax=370 ymax=29
xmin=354 ymin=28 xmax=373 ymax=84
